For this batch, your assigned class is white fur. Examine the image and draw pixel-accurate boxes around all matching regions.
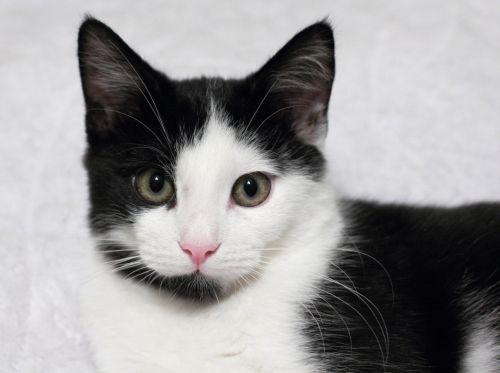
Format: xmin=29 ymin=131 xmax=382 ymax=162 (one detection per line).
xmin=82 ymin=112 xmax=342 ymax=372
xmin=460 ymin=320 xmax=500 ymax=373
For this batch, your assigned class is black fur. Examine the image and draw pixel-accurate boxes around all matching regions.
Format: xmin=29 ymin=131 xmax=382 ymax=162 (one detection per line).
xmin=305 ymin=201 xmax=500 ymax=372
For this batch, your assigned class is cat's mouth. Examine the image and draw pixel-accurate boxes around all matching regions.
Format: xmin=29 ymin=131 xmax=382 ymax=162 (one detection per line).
xmin=101 ymin=246 xmax=224 ymax=302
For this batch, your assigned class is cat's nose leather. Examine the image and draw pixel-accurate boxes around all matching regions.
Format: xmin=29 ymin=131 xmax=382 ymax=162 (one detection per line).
xmin=180 ymin=243 xmax=219 ymax=269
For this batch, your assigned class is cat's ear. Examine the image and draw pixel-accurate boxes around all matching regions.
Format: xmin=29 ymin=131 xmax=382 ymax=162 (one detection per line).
xmin=253 ymin=21 xmax=335 ymax=145
xmin=78 ymin=17 xmax=160 ymax=140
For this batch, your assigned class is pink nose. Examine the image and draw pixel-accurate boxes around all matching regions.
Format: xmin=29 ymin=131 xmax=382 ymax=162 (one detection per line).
xmin=180 ymin=243 xmax=219 ymax=269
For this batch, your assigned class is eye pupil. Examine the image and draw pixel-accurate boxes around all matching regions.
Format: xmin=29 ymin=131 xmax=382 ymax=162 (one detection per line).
xmin=231 ymin=172 xmax=271 ymax=207
xmin=149 ymin=173 xmax=165 ymax=193
xmin=243 ymin=177 xmax=258 ymax=197
xmin=134 ymin=168 xmax=174 ymax=205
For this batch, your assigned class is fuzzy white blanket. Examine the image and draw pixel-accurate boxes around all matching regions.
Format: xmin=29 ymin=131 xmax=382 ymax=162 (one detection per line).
xmin=1 ymin=1 xmax=499 ymax=371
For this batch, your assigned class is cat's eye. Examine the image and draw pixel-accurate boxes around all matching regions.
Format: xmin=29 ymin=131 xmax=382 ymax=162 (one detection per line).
xmin=133 ymin=168 xmax=175 ymax=205
xmin=231 ymin=172 xmax=271 ymax=207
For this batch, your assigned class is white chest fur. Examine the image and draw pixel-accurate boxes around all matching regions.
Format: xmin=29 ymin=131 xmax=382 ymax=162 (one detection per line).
xmin=82 ymin=242 xmax=335 ymax=373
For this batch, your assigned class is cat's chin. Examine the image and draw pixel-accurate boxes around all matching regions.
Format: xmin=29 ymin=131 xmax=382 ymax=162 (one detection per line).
xmin=153 ymin=272 xmax=224 ymax=303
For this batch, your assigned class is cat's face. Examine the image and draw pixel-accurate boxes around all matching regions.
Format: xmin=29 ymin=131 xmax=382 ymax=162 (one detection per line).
xmin=78 ymin=18 xmax=335 ymax=301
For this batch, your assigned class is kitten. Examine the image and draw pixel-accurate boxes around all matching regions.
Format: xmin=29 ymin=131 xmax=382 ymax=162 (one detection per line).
xmin=78 ymin=17 xmax=500 ymax=372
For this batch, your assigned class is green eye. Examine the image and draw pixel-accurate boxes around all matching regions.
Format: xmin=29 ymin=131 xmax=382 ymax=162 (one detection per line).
xmin=134 ymin=168 xmax=175 ymax=205
xmin=231 ymin=172 xmax=271 ymax=207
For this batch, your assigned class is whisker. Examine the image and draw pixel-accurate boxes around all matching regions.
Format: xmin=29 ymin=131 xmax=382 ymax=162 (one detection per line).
xmin=317 ymin=273 xmax=389 ymax=363
xmin=87 ymin=108 xmax=170 ymax=153
xmin=338 ymin=245 xmax=395 ymax=309
xmin=301 ymin=300 xmax=327 ymax=356
xmin=316 ymin=284 xmax=386 ymax=367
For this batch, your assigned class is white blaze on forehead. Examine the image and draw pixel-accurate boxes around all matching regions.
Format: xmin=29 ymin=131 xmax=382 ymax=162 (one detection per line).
xmin=174 ymin=112 xmax=274 ymax=245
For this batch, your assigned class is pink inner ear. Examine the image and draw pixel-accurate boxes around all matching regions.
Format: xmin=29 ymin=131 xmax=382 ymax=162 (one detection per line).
xmin=293 ymin=99 xmax=328 ymax=145
xmin=85 ymin=84 xmax=116 ymax=131
xmin=84 ymin=67 xmax=142 ymax=134
xmin=259 ymin=24 xmax=334 ymax=145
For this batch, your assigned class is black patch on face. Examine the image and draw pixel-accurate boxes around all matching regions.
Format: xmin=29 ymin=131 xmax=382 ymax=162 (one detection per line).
xmin=78 ymin=17 xmax=335 ymax=300
xmin=157 ymin=273 xmax=222 ymax=302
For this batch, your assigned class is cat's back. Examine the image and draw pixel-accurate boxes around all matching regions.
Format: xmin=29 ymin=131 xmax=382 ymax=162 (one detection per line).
xmin=344 ymin=200 xmax=500 ymax=285
xmin=305 ymin=201 xmax=500 ymax=372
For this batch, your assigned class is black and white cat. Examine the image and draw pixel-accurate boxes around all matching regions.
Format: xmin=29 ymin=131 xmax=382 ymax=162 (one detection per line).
xmin=78 ymin=17 xmax=500 ymax=372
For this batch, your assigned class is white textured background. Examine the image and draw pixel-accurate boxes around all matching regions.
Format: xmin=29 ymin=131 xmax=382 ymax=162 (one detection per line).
xmin=1 ymin=1 xmax=499 ymax=371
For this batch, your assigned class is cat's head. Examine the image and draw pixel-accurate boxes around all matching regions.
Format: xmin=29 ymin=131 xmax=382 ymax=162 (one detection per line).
xmin=78 ymin=17 xmax=335 ymax=302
